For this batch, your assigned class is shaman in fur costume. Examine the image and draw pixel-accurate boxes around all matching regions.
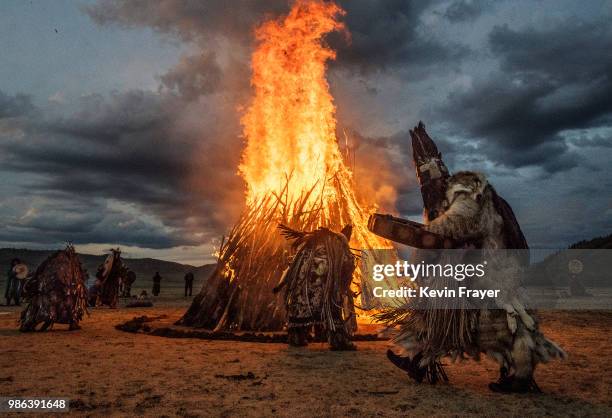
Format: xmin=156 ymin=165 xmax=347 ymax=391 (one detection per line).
xmin=386 ymin=171 xmax=565 ymax=392
xmin=274 ymin=225 xmax=356 ymax=350
xmin=20 ymin=245 xmax=88 ymax=332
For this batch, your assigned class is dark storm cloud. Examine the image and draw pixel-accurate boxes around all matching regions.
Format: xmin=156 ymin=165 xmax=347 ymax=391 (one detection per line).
xmin=440 ymin=18 xmax=612 ymax=172
xmin=490 ymin=21 xmax=612 ymax=83
xmin=44 ymin=91 xmax=172 ymax=144
xmin=0 ymin=91 xmax=34 ymax=118
xmin=84 ymin=0 xmax=289 ymax=42
xmin=4 ymin=0 xmax=609 ymax=253
xmin=331 ymin=0 xmax=469 ymax=76
xmin=442 ymin=0 xmax=492 ymax=23
xmin=85 ymin=0 xmax=465 ymax=77
xmin=5 ymin=92 xmax=186 ymax=182
xmin=0 ymin=89 xmax=244 ymax=248
xmin=568 ymin=133 xmax=612 ymax=149
xmin=0 ymin=200 xmax=181 ymax=249
xmin=159 ymin=52 xmax=222 ymax=100
xmin=71 ymin=0 xmax=471 ymax=246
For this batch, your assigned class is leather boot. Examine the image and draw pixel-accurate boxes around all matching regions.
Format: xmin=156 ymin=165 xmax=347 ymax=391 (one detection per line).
xmin=488 ymin=374 xmax=542 ymax=393
xmin=387 ymin=350 xmax=427 ymax=383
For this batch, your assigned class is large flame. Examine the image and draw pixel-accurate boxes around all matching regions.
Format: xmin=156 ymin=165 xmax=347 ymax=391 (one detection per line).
xmin=240 ymin=0 xmax=389 ymax=252
xmin=240 ymin=0 xmax=345 ymax=204
xmin=182 ymin=0 xmax=395 ymax=330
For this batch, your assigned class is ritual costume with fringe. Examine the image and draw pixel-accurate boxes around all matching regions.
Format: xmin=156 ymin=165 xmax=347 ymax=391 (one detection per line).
xmin=275 ymin=225 xmax=356 ymax=350
xmin=19 ymin=245 xmax=88 ymax=331
xmin=382 ymin=123 xmax=565 ymax=393
xmin=96 ymin=248 xmax=126 ymax=308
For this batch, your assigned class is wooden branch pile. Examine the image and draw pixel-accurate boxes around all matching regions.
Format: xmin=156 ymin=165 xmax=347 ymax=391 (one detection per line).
xmin=178 ymin=178 xmax=358 ymax=331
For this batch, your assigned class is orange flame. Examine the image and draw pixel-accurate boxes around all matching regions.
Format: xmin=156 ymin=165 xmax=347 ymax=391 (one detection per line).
xmin=240 ymin=0 xmax=345 ymax=203
xmin=240 ymin=0 xmax=392 ymax=262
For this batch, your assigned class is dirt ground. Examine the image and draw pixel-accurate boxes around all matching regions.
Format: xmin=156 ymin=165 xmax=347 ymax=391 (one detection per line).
xmin=0 ymin=298 xmax=610 ymax=417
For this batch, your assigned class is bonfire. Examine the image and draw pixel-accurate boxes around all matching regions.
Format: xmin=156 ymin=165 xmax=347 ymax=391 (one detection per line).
xmin=179 ymin=0 xmax=394 ymax=331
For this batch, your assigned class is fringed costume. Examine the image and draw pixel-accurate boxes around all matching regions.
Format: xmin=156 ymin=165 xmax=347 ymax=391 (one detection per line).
xmin=96 ymin=248 xmax=126 ymax=308
xmin=384 ymin=123 xmax=565 ymax=393
xmin=19 ymin=245 xmax=88 ymax=331
xmin=275 ymin=224 xmax=356 ymax=350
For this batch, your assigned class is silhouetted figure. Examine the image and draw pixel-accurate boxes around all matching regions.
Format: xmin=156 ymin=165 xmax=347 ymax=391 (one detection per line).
xmin=184 ymin=272 xmax=195 ymax=297
xmin=123 ymin=270 xmax=137 ymax=297
xmin=88 ymin=278 xmax=101 ymax=307
xmin=152 ymin=272 xmax=162 ymax=296
xmin=5 ymin=258 xmax=23 ymax=306
xmin=96 ymin=248 xmax=125 ymax=308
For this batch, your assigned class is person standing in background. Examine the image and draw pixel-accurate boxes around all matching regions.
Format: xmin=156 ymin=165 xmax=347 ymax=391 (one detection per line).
xmin=152 ymin=271 xmax=162 ymax=296
xmin=184 ymin=272 xmax=195 ymax=297
xmin=123 ymin=270 xmax=136 ymax=297
xmin=5 ymin=258 xmax=23 ymax=306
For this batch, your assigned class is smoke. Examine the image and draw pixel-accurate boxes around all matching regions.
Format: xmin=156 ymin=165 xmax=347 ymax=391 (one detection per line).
xmin=345 ymin=129 xmax=416 ymax=215
xmin=0 ymin=90 xmax=246 ymax=248
xmin=159 ymin=52 xmax=223 ymax=100
xmin=84 ymin=0 xmax=453 ymax=75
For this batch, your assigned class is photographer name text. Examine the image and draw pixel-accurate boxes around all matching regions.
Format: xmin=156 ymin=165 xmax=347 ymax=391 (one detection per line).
xmin=372 ymin=286 xmax=500 ymax=299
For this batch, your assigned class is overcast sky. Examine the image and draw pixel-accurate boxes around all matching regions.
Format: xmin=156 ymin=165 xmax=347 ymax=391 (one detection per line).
xmin=1 ymin=0 xmax=610 ymax=265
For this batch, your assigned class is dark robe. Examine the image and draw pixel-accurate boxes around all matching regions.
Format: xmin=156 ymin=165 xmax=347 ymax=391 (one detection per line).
xmin=152 ymin=273 xmax=162 ymax=296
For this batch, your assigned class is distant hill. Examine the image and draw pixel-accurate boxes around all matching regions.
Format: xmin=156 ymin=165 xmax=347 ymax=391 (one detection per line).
xmin=527 ymin=233 xmax=612 ymax=287
xmin=569 ymin=233 xmax=612 ymax=249
xmin=0 ymin=248 xmax=216 ymax=292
